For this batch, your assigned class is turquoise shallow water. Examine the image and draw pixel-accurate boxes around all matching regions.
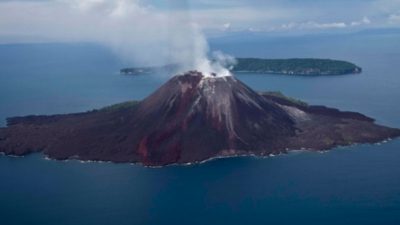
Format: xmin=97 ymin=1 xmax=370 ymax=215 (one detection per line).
xmin=0 ymin=32 xmax=400 ymax=225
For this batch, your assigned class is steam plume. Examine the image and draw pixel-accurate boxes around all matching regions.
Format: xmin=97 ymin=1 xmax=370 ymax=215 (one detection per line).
xmin=172 ymin=24 xmax=236 ymax=77
xmin=0 ymin=0 xmax=236 ymax=77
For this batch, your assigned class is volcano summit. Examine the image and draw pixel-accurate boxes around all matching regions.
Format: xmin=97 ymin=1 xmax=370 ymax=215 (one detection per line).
xmin=1 ymin=71 xmax=399 ymax=166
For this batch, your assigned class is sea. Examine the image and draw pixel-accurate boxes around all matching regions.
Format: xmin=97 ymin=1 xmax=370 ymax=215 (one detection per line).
xmin=1 ymin=30 xmax=400 ymax=225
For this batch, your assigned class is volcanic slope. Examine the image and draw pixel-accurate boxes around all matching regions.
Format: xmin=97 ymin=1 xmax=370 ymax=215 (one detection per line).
xmin=1 ymin=71 xmax=399 ymax=166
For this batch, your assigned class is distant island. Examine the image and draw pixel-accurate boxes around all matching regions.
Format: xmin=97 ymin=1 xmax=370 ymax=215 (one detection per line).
xmin=120 ymin=58 xmax=362 ymax=76
xmin=232 ymin=58 xmax=362 ymax=75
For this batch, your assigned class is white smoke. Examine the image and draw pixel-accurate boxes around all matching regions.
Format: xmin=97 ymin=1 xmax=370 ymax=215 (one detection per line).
xmin=172 ymin=24 xmax=236 ymax=77
xmin=190 ymin=30 xmax=237 ymax=77
xmin=0 ymin=0 xmax=235 ymax=77
xmin=212 ymin=51 xmax=238 ymax=71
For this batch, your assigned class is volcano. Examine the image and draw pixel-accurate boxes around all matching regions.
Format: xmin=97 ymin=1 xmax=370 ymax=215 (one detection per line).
xmin=1 ymin=71 xmax=399 ymax=166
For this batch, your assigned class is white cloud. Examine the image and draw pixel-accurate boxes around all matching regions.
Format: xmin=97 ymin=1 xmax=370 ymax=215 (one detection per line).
xmin=0 ymin=0 xmax=399 ymax=64
xmin=0 ymin=0 xmax=178 ymax=65
xmin=222 ymin=22 xmax=231 ymax=31
xmin=307 ymin=21 xmax=347 ymax=29
xmin=274 ymin=17 xmax=372 ymax=32
xmin=351 ymin=16 xmax=371 ymax=26
xmin=279 ymin=21 xmax=347 ymax=31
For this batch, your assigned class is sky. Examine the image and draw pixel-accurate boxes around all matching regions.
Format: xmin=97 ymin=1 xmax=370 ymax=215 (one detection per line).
xmin=0 ymin=0 xmax=399 ymax=65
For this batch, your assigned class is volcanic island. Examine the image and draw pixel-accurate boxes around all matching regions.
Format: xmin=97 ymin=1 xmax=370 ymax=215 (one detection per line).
xmin=0 ymin=71 xmax=399 ymax=166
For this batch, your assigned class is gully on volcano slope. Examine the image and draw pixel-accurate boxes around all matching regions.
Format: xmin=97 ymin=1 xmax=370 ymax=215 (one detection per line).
xmin=1 ymin=71 xmax=399 ymax=166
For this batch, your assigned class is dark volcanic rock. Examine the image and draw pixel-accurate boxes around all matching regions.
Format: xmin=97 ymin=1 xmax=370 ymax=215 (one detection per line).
xmin=0 ymin=71 xmax=399 ymax=166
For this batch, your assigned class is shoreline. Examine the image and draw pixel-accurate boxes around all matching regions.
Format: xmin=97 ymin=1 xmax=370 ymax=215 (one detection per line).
xmin=1 ymin=137 xmax=396 ymax=168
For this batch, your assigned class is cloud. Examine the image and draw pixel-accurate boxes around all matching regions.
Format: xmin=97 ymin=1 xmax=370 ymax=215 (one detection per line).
xmin=0 ymin=0 xmax=399 ymax=64
xmin=1 ymin=1 xmax=398 ymax=41
xmin=280 ymin=21 xmax=347 ymax=31
xmin=0 ymin=0 xmax=184 ymax=66
xmin=0 ymin=0 xmax=302 ymax=67
xmin=388 ymin=13 xmax=400 ymax=23
xmin=305 ymin=21 xmax=347 ymax=29
xmin=222 ymin=22 xmax=231 ymax=31
xmin=351 ymin=16 xmax=371 ymax=26
xmin=275 ymin=16 xmax=372 ymax=32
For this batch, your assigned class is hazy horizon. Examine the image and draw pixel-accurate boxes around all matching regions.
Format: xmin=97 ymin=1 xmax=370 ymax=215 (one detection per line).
xmin=1 ymin=0 xmax=400 ymax=68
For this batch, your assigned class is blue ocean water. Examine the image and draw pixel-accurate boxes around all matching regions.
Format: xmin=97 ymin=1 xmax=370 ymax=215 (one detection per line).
xmin=1 ymin=31 xmax=400 ymax=225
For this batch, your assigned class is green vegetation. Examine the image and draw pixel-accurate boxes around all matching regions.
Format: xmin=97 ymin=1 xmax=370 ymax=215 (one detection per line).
xmin=120 ymin=58 xmax=362 ymax=76
xmin=233 ymin=58 xmax=362 ymax=75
